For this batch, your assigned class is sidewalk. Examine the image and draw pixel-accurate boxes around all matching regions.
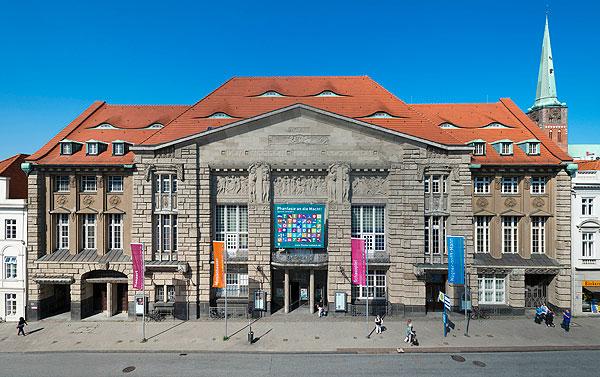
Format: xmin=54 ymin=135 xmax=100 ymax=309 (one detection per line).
xmin=0 ymin=312 xmax=598 ymax=354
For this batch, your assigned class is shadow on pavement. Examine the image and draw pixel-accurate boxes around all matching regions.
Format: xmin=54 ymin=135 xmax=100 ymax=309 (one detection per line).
xmin=252 ymin=328 xmax=272 ymax=344
xmin=146 ymin=321 xmax=186 ymax=341
xmin=27 ymin=328 xmax=44 ymax=335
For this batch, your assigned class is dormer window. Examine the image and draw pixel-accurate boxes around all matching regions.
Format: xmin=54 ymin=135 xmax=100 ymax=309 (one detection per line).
xmin=440 ymin=122 xmax=459 ymax=129
xmin=113 ymin=142 xmax=125 ymax=156
xmin=367 ymin=112 xmax=396 ymax=119
xmin=500 ymin=142 xmax=513 ymax=155
xmin=528 ymin=142 xmax=540 ymax=155
xmin=258 ymin=91 xmax=284 ymax=97
xmin=474 ymin=142 xmax=486 ymax=156
xmin=93 ymin=123 xmax=119 ymax=130
xmin=146 ymin=123 xmax=164 ymax=129
xmin=208 ymin=112 xmax=234 ymax=119
xmin=87 ymin=142 xmax=99 ymax=155
xmin=61 ymin=143 xmax=73 ymax=155
xmin=481 ymin=122 xmax=509 ymax=129
xmin=315 ymin=90 xmax=341 ymax=97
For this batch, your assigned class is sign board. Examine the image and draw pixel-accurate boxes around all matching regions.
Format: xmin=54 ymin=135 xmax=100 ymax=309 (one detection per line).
xmin=254 ymin=290 xmax=267 ymax=311
xmin=274 ymin=204 xmax=325 ymax=248
xmin=583 ymin=281 xmax=600 ymax=287
xmin=300 ymin=288 xmax=308 ymax=301
xmin=131 ymin=243 xmax=145 ymax=290
xmin=135 ymin=294 xmax=145 ymax=315
xmin=335 ymin=292 xmax=347 ymax=312
xmin=447 ymin=236 xmax=465 ymax=285
xmin=438 ymin=292 xmax=451 ymax=311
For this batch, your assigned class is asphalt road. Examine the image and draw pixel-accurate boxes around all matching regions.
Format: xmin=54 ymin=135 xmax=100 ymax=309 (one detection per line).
xmin=0 ymin=350 xmax=593 ymax=377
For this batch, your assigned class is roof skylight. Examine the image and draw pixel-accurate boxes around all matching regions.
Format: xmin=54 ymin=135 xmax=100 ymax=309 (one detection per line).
xmin=208 ymin=112 xmax=234 ymax=119
xmin=366 ymin=112 xmax=396 ymax=119
xmin=93 ymin=123 xmax=119 ymax=130
xmin=481 ymin=122 xmax=509 ymax=129
xmin=258 ymin=91 xmax=284 ymax=97
xmin=439 ymin=122 xmax=459 ymax=129
xmin=315 ymin=90 xmax=341 ymax=97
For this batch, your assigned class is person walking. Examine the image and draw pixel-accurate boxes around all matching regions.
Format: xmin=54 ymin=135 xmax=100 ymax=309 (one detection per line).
xmin=375 ymin=315 xmax=383 ymax=334
xmin=16 ymin=317 xmax=27 ymax=336
xmin=561 ymin=309 xmax=572 ymax=332
xmin=404 ymin=319 xmax=414 ymax=344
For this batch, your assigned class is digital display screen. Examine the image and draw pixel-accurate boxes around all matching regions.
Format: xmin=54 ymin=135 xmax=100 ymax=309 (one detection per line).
xmin=274 ymin=204 xmax=325 ymax=248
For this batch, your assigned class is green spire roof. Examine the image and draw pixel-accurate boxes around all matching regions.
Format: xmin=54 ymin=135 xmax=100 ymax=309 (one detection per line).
xmin=531 ymin=16 xmax=563 ymax=110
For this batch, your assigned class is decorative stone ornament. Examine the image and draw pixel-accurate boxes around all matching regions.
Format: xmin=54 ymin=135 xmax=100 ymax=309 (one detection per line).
xmin=82 ymin=195 xmax=94 ymax=206
xmin=109 ymin=195 xmax=121 ymax=206
xmin=327 ymin=162 xmax=350 ymax=204
xmin=248 ymin=162 xmax=271 ymax=203
xmin=533 ymin=197 xmax=545 ymax=208
xmin=504 ymin=197 xmax=517 ymax=208
xmin=56 ymin=195 xmax=68 ymax=206
xmin=476 ymin=197 xmax=489 ymax=209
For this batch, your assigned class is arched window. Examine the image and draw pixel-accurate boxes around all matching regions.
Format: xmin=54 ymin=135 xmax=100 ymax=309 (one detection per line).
xmin=558 ymin=130 xmax=562 ymax=142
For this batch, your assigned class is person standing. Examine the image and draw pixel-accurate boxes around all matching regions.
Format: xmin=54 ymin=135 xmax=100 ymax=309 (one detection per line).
xmin=561 ymin=309 xmax=572 ymax=332
xmin=404 ymin=319 xmax=414 ymax=343
xmin=16 ymin=317 xmax=27 ymax=336
xmin=375 ymin=315 xmax=383 ymax=334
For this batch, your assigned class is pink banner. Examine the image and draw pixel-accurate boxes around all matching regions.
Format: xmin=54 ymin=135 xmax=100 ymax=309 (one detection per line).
xmin=131 ymin=243 xmax=145 ymax=290
xmin=351 ymin=238 xmax=366 ymax=286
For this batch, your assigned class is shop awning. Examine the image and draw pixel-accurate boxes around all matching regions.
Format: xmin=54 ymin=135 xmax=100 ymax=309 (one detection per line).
xmin=583 ymin=286 xmax=600 ymax=293
xmin=33 ymin=276 xmax=74 ymax=284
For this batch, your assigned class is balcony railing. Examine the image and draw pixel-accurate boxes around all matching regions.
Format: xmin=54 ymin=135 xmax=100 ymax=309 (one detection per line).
xmin=578 ymin=258 xmax=600 ymax=268
xmin=271 ymin=251 xmax=328 ymax=266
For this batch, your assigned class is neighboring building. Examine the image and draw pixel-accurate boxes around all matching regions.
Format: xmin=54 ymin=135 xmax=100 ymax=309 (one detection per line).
xmin=571 ymin=160 xmax=600 ymax=316
xmin=527 ymin=16 xmax=569 ymax=154
xmin=569 ymin=145 xmax=600 ymax=161
xmin=0 ymin=154 xmax=29 ymax=321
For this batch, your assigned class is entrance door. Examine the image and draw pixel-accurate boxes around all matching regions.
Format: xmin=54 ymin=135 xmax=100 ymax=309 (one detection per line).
xmin=93 ymin=284 xmax=107 ymax=312
xmin=117 ymin=284 xmax=128 ymax=313
xmin=426 ymin=282 xmax=445 ymax=313
xmin=290 ymin=282 xmax=300 ymax=311
xmin=525 ymin=275 xmax=550 ymax=308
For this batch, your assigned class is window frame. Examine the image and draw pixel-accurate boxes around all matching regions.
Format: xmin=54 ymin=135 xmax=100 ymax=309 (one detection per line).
xmin=530 ymin=217 xmax=546 ymax=254
xmin=107 ymin=214 xmax=123 ymax=250
xmin=82 ymin=214 xmax=96 ymax=250
xmin=353 ymin=269 xmax=387 ymax=299
xmin=113 ymin=142 xmax=125 ymax=156
xmin=582 ymin=198 xmax=594 ymax=216
xmin=528 ymin=142 xmax=540 ymax=155
xmin=530 ymin=177 xmax=546 ymax=195
xmin=5 ymin=293 xmax=17 ymax=317
xmin=154 ymin=214 xmax=178 ymax=261
xmin=473 ymin=142 xmax=486 ymax=156
xmin=55 ymin=176 xmax=70 ymax=192
xmin=60 ymin=143 xmax=73 ymax=155
xmin=80 ymin=176 xmax=97 ymax=192
xmin=4 ymin=219 xmax=17 ymax=239
xmin=214 ymin=205 xmax=248 ymax=257
xmin=56 ymin=213 xmax=69 ymax=250
xmin=502 ymin=216 xmax=518 ymax=254
xmin=351 ymin=206 xmax=386 ymax=256
xmin=475 ymin=216 xmax=491 ymax=254
xmin=107 ymin=176 xmax=124 ymax=193
xmin=4 ymin=256 xmax=17 ymax=279
xmin=473 ymin=177 xmax=491 ymax=194
xmin=86 ymin=142 xmax=99 ymax=155
xmin=500 ymin=142 xmax=513 ymax=155
xmin=478 ymin=275 xmax=506 ymax=304
xmin=501 ymin=177 xmax=519 ymax=194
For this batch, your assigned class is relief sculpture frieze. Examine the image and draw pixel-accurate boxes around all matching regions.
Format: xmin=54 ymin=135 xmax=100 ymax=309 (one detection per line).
xmin=351 ymin=175 xmax=388 ymax=197
xmin=215 ymin=175 xmax=249 ymax=197
xmin=273 ymin=175 xmax=326 ymax=197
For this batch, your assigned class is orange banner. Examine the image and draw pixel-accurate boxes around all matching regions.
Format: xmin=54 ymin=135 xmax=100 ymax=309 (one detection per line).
xmin=212 ymin=241 xmax=225 ymax=288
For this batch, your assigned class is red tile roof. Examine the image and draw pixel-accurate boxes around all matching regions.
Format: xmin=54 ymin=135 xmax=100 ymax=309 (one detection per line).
xmin=28 ymin=103 xmax=189 ymax=165
xmin=0 ymin=153 xmax=30 ymax=199
xmin=411 ymin=98 xmax=571 ymax=165
xmin=27 ymin=76 xmax=571 ymax=167
xmin=576 ymin=160 xmax=600 ymax=171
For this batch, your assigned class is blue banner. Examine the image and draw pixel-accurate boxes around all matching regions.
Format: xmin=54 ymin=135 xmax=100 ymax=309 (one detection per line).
xmin=447 ymin=236 xmax=465 ymax=284
xmin=274 ymin=204 xmax=325 ymax=248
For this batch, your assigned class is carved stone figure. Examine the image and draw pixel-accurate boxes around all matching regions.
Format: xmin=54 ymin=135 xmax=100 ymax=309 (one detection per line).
xmin=248 ymin=166 xmax=257 ymax=203
xmin=533 ymin=197 xmax=545 ymax=208
xmin=342 ymin=165 xmax=350 ymax=203
xmin=261 ymin=165 xmax=270 ymax=203
xmin=476 ymin=197 xmax=489 ymax=208
xmin=327 ymin=163 xmax=350 ymax=203
xmin=248 ymin=162 xmax=270 ymax=203
xmin=327 ymin=166 xmax=337 ymax=202
xmin=504 ymin=197 xmax=517 ymax=208
xmin=273 ymin=175 xmax=326 ymax=197
xmin=109 ymin=196 xmax=121 ymax=206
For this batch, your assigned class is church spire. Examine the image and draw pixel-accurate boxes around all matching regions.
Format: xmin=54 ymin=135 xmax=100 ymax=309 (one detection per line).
xmin=531 ymin=15 xmax=563 ymax=109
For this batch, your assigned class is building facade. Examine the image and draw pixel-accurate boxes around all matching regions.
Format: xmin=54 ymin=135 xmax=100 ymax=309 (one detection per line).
xmin=0 ymin=154 xmax=28 ymax=321
xmin=571 ymin=160 xmax=600 ymax=316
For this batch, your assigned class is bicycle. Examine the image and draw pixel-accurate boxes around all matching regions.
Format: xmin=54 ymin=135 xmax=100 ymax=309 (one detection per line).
xmin=470 ymin=307 xmax=489 ymax=320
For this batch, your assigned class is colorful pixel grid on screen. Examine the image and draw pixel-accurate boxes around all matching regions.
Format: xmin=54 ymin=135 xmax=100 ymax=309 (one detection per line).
xmin=274 ymin=204 xmax=325 ymax=248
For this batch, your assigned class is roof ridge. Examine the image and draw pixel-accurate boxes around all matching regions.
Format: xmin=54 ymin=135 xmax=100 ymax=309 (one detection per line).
xmin=229 ymin=75 xmax=370 ymax=79
xmin=104 ymin=104 xmax=190 ymax=107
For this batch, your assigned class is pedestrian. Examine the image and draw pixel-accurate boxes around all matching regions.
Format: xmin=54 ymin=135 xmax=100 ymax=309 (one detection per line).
xmin=375 ymin=315 xmax=383 ymax=334
xmin=545 ymin=310 xmax=555 ymax=327
xmin=404 ymin=319 xmax=414 ymax=344
xmin=16 ymin=317 xmax=27 ymax=336
xmin=561 ymin=309 xmax=572 ymax=332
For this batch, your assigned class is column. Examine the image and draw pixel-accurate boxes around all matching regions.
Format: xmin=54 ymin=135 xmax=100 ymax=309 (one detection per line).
xmin=106 ymin=283 xmax=114 ymax=317
xmin=309 ymin=269 xmax=315 ymax=314
xmin=284 ymin=269 xmax=290 ymax=314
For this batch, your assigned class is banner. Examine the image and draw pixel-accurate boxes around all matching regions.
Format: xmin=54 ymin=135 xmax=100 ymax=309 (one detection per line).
xmin=447 ymin=236 xmax=465 ymax=285
xmin=274 ymin=204 xmax=325 ymax=248
xmin=131 ymin=243 xmax=145 ymax=290
xmin=212 ymin=241 xmax=225 ymax=288
xmin=351 ymin=238 xmax=366 ymax=286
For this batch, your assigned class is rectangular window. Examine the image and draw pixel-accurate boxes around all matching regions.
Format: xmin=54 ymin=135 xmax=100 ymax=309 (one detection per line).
xmin=582 ymin=233 xmax=594 ymax=258
xmin=154 ymin=214 xmax=178 ymax=261
xmin=81 ymin=176 xmax=97 ymax=192
xmin=5 ymin=293 xmax=17 ymax=317
xmin=82 ymin=214 xmax=96 ymax=250
xmin=56 ymin=213 xmax=69 ymax=250
xmin=530 ymin=177 xmax=546 ymax=194
xmin=167 ymin=285 xmax=176 ymax=302
xmin=87 ymin=143 xmax=98 ymax=155
xmin=215 ymin=205 xmax=248 ymax=258
xmin=475 ymin=216 xmax=491 ymax=253
xmin=474 ymin=177 xmax=491 ymax=194
xmin=108 ymin=176 xmax=124 ymax=193
xmin=61 ymin=143 xmax=72 ymax=155
xmin=424 ymin=176 xmax=430 ymax=193
xmin=474 ymin=142 xmax=486 ymax=156
xmin=582 ymin=198 xmax=594 ymax=216
xmin=155 ymin=285 xmax=164 ymax=302
xmin=425 ymin=216 xmax=447 ymax=255
xmin=528 ymin=143 xmax=540 ymax=155
xmin=353 ymin=269 xmax=386 ymax=299
xmin=500 ymin=142 xmax=512 ymax=155
xmin=531 ymin=217 xmax=546 ymax=254
xmin=501 ymin=177 xmax=519 ymax=194
xmin=478 ymin=275 xmax=506 ymax=304
xmin=4 ymin=256 xmax=17 ymax=279
xmin=154 ymin=173 xmax=178 ymax=210
xmin=502 ymin=216 xmax=518 ymax=254
xmin=113 ymin=143 xmax=125 ymax=156
xmin=432 ymin=176 xmax=440 ymax=194
xmin=108 ymin=214 xmax=123 ymax=250
xmin=55 ymin=176 xmax=70 ymax=192
xmin=351 ymin=206 xmax=385 ymax=256
xmin=215 ymin=266 xmax=249 ymax=298
xmin=5 ymin=219 xmax=17 ymax=239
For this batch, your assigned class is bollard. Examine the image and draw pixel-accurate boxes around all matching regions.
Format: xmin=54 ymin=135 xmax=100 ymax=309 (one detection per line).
xmin=248 ymin=330 xmax=254 ymax=344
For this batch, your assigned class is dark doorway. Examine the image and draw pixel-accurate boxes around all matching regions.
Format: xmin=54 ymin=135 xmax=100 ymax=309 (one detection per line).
xmin=117 ymin=284 xmax=128 ymax=313
xmin=290 ymin=282 xmax=300 ymax=311
xmin=426 ymin=280 xmax=445 ymax=313
xmin=47 ymin=284 xmax=71 ymax=317
xmin=93 ymin=284 xmax=107 ymax=313
xmin=525 ymin=274 xmax=551 ymax=308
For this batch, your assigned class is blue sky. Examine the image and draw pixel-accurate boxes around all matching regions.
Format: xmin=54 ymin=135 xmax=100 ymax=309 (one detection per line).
xmin=1 ymin=0 xmax=598 ymax=160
